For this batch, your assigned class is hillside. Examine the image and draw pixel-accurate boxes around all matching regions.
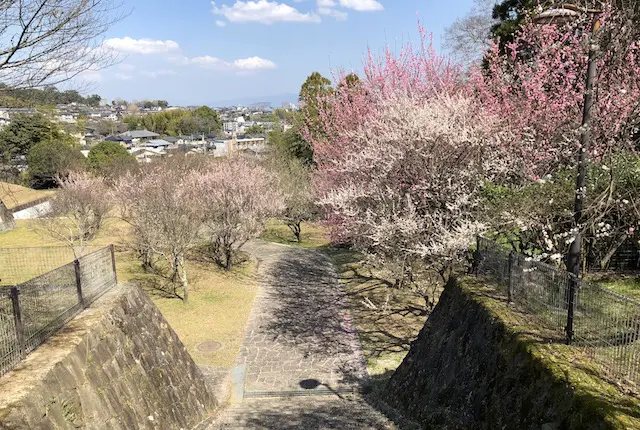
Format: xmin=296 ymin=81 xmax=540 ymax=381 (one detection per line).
xmin=0 ymin=182 xmax=54 ymax=210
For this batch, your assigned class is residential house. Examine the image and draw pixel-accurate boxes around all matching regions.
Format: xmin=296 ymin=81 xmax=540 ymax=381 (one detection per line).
xmin=119 ymin=130 xmax=160 ymax=145
xmin=129 ymin=146 xmax=166 ymax=163
xmin=144 ymin=139 xmax=172 ymax=149
xmin=104 ymin=135 xmax=133 ymax=147
xmin=213 ymin=136 xmax=267 ymax=157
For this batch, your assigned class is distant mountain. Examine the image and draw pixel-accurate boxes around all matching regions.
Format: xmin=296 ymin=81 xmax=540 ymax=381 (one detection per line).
xmin=209 ymin=92 xmax=298 ymax=108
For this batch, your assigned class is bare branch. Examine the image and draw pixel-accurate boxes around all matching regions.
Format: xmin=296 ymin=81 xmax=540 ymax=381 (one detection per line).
xmin=0 ymin=0 xmax=126 ymax=90
xmin=444 ymin=0 xmax=498 ymax=66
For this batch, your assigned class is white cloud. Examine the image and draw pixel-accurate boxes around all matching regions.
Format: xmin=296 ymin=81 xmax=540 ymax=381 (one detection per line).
xmin=318 ymin=7 xmax=347 ymax=20
xmin=317 ymin=0 xmax=336 ymax=6
xmin=114 ymin=73 xmax=133 ymax=81
xmin=339 ymin=0 xmax=382 ymax=11
xmin=103 ymin=37 xmax=180 ymax=54
xmin=211 ymin=1 xmax=321 ymax=24
xmin=232 ymin=56 xmax=276 ymax=70
xmin=140 ymin=69 xmax=177 ymax=78
xmin=176 ymin=53 xmax=276 ymax=72
xmin=78 ymin=70 xmax=103 ymax=83
xmin=118 ymin=63 xmax=136 ymax=71
xmin=216 ymin=20 xmax=227 ymax=27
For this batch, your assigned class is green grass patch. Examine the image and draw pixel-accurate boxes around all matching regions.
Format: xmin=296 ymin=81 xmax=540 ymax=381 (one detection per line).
xmin=591 ymin=274 xmax=640 ymax=302
xmin=261 ymin=219 xmax=330 ymax=249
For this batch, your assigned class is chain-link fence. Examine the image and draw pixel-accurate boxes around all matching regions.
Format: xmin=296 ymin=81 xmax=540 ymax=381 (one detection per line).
xmin=0 ymin=245 xmax=103 ymax=286
xmin=0 ymin=246 xmax=117 ymax=376
xmin=476 ymin=236 xmax=640 ymax=386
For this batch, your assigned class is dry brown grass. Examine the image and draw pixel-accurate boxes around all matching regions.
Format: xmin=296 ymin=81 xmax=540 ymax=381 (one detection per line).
xmin=0 ymin=218 xmax=259 ymax=367
xmin=0 ymin=182 xmax=55 ymax=210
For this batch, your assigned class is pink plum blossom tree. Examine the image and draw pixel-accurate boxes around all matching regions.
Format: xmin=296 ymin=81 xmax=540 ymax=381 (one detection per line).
xmin=114 ymin=160 xmax=204 ymax=302
xmin=304 ymin=32 xmax=508 ymax=307
xmin=37 ymin=172 xmax=112 ymax=257
xmin=473 ymin=12 xmax=640 ymax=180
xmin=190 ymin=157 xmax=284 ymax=270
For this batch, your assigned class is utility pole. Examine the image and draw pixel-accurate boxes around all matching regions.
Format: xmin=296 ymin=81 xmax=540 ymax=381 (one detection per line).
xmin=534 ymin=5 xmax=601 ymax=344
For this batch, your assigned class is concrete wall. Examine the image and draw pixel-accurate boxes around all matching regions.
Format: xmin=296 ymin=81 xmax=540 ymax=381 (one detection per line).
xmin=0 ymin=200 xmax=14 ymax=233
xmin=0 ymin=285 xmax=217 ymax=429
xmin=12 ymin=200 xmax=51 ymax=220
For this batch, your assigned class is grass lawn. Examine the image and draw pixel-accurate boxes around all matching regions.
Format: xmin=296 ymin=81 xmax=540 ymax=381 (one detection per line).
xmin=144 ymin=259 xmax=257 ymax=367
xmin=261 ymin=219 xmax=330 ymax=249
xmin=0 ymin=182 xmax=55 ymax=210
xmin=590 ymin=274 xmax=640 ymax=302
xmin=0 ymin=218 xmax=259 ymax=367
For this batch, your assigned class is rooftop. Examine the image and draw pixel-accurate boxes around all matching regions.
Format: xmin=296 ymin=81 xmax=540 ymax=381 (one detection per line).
xmin=120 ymin=130 xmax=160 ymax=139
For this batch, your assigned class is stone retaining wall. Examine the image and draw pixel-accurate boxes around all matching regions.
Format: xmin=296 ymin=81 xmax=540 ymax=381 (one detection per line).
xmin=0 ymin=285 xmax=218 ymax=429
xmin=383 ymin=278 xmax=638 ymax=430
xmin=0 ymin=200 xmax=14 ymax=233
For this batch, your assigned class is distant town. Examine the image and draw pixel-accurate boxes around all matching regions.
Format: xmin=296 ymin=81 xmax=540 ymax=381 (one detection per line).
xmin=0 ymin=98 xmax=299 ymax=164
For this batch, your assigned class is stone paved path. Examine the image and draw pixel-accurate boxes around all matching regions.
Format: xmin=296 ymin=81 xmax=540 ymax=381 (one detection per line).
xmin=238 ymin=240 xmax=366 ymax=394
xmin=206 ymin=240 xmax=396 ymax=429
xmin=212 ymin=397 xmax=396 ymax=429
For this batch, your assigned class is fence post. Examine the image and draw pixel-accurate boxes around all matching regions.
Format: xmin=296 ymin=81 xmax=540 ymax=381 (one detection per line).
xmin=110 ymin=244 xmax=118 ymax=285
xmin=10 ymin=286 xmax=25 ymax=358
xmin=74 ymin=259 xmax=85 ymax=309
xmin=508 ymin=252 xmax=515 ymax=303
xmin=566 ymin=275 xmax=577 ymax=345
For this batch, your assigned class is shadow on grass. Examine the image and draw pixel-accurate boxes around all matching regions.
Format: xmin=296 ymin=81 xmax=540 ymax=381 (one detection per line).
xmin=122 ymin=245 xmax=256 ymax=302
xmin=317 ymin=245 xmax=430 ymax=365
xmin=131 ymin=275 xmax=182 ymax=300
xmin=189 ymin=244 xmax=251 ymax=269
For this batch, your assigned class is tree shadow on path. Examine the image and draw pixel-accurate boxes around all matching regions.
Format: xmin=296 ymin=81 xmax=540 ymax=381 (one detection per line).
xmin=259 ymin=249 xmax=357 ymax=357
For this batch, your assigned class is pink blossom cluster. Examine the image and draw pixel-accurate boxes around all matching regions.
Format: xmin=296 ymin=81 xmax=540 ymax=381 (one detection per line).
xmin=303 ymin=33 xmax=503 ymax=277
xmin=304 ymin=15 xmax=640 ymax=278
xmin=473 ymin=13 xmax=640 ymax=179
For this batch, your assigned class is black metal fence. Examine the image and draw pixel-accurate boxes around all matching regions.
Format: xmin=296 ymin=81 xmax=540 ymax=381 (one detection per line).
xmin=587 ymin=239 xmax=640 ymax=272
xmin=0 ymin=246 xmax=117 ymax=376
xmin=0 ymin=245 xmax=105 ymax=287
xmin=476 ymin=236 xmax=640 ymax=386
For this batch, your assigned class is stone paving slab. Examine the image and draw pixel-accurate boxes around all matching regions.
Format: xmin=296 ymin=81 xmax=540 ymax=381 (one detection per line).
xmin=236 ymin=241 xmax=367 ymax=395
xmin=210 ymin=397 xmax=397 ymax=429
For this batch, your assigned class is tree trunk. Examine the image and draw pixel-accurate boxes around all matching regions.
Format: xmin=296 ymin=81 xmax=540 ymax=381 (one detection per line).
xmin=288 ymin=221 xmax=302 ymax=242
xmin=179 ymin=256 xmax=189 ymax=303
xmin=225 ymin=246 xmax=232 ymax=271
xmin=601 ymin=234 xmax=629 ymax=270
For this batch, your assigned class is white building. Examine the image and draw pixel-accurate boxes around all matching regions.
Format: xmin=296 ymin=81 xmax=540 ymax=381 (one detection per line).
xmin=213 ymin=136 xmax=267 ymax=157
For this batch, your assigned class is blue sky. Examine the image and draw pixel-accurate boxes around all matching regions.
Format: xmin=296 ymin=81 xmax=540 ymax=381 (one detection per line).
xmin=88 ymin=0 xmax=476 ymax=106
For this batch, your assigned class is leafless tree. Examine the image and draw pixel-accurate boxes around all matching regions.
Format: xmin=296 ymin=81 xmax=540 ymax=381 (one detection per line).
xmin=274 ymin=157 xmax=316 ymax=243
xmin=0 ymin=0 xmax=125 ymax=90
xmin=114 ymin=160 xmax=205 ymax=302
xmin=36 ymin=171 xmax=112 ymax=257
xmin=444 ymin=0 xmax=498 ymax=66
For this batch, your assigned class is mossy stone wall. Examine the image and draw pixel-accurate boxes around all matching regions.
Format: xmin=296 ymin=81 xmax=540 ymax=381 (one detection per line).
xmin=384 ymin=278 xmax=638 ymax=430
